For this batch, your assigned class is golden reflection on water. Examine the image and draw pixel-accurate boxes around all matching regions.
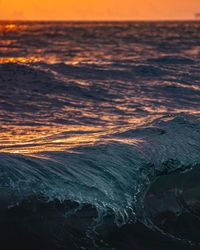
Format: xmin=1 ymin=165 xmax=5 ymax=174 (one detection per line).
xmin=0 ymin=40 xmax=17 ymax=46
xmin=64 ymin=53 xmax=113 ymax=66
xmin=65 ymin=58 xmax=112 ymax=66
xmin=0 ymin=119 xmax=144 ymax=155
xmin=1 ymin=22 xmax=199 ymax=156
xmin=0 ymin=23 xmax=112 ymax=66
xmin=0 ymin=47 xmax=19 ymax=53
xmin=0 ymin=124 xmax=113 ymax=154
xmin=0 ymin=23 xmax=28 ymax=32
xmin=5 ymin=24 xmax=17 ymax=30
xmin=0 ymin=56 xmax=40 ymax=64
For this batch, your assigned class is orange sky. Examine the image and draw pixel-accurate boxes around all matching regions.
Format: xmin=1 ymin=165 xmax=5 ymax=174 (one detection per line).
xmin=0 ymin=0 xmax=200 ymax=20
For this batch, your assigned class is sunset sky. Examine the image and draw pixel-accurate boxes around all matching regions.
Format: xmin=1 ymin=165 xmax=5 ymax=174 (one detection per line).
xmin=0 ymin=0 xmax=200 ymax=21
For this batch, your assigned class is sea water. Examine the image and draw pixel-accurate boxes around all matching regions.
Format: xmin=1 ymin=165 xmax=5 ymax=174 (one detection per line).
xmin=0 ymin=21 xmax=200 ymax=250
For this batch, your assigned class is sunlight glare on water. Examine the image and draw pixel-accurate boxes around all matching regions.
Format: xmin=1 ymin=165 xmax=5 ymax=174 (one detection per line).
xmin=0 ymin=21 xmax=200 ymax=155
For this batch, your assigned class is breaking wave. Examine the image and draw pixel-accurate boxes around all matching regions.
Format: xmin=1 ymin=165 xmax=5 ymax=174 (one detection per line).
xmin=1 ymin=115 xmax=200 ymax=249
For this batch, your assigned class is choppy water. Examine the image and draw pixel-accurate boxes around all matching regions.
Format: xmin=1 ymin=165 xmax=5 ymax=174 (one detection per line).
xmin=0 ymin=21 xmax=200 ymax=250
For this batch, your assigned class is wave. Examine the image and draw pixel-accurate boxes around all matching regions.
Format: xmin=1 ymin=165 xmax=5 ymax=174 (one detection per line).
xmin=1 ymin=62 xmax=200 ymax=124
xmin=1 ymin=114 xmax=200 ymax=249
xmin=147 ymin=56 xmax=195 ymax=65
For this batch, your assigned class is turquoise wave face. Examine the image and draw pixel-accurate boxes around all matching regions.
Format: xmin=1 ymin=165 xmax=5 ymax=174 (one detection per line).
xmin=1 ymin=115 xmax=200 ymax=249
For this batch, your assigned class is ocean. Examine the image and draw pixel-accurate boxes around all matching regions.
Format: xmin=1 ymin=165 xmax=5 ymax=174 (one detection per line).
xmin=0 ymin=21 xmax=200 ymax=250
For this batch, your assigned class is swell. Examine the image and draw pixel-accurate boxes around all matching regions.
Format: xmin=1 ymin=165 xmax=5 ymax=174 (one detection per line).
xmin=1 ymin=62 xmax=200 ymax=136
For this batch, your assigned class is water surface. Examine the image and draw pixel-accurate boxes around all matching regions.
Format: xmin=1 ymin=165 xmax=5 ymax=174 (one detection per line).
xmin=0 ymin=21 xmax=200 ymax=250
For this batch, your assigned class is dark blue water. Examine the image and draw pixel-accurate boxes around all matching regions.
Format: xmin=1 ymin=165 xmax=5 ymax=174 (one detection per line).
xmin=0 ymin=21 xmax=200 ymax=250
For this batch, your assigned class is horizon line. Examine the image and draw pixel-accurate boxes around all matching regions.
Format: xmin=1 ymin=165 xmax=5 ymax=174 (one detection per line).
xmin=0 ymin=18 xmax=198 ymax=22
